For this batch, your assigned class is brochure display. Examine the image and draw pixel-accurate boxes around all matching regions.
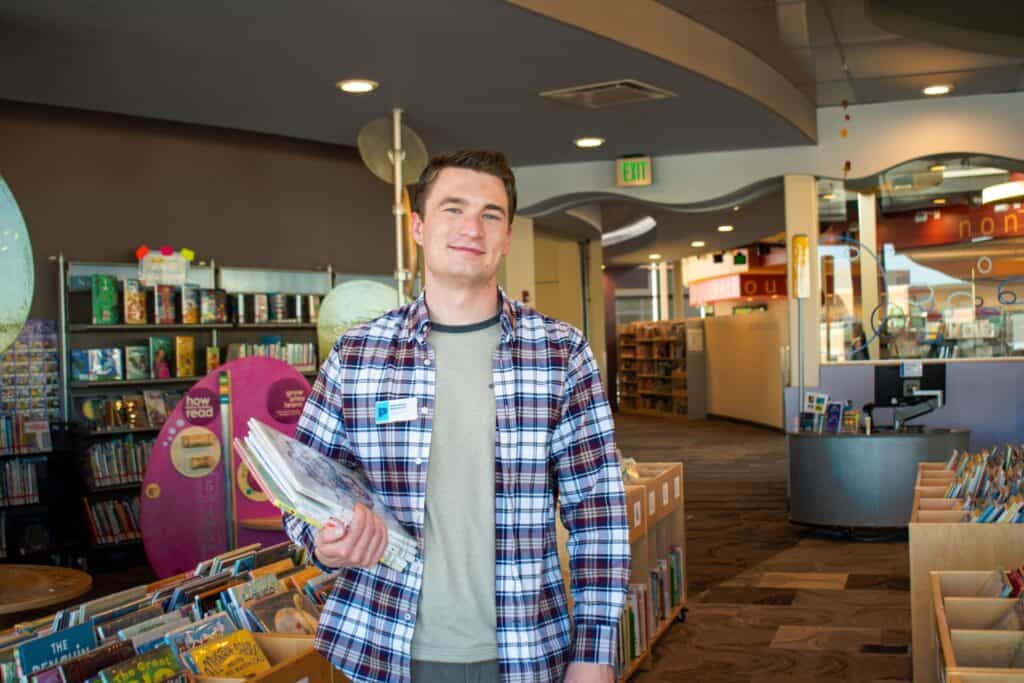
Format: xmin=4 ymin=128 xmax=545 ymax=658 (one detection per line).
xmin=141 ymin=357 xmax=311 ymax=577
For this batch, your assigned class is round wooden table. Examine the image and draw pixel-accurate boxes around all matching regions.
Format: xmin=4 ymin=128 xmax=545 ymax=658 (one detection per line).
xmin=0 ymin=565 xmax=93 ymax=615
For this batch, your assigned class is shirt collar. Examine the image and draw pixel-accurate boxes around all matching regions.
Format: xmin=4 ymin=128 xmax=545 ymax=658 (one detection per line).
xmin=405 ymin=287 xmax=518 ymax=346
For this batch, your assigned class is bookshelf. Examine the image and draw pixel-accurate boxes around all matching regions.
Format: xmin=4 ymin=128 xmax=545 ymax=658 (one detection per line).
xmin=616 ymin=322 xmax=687 ymax=418
xmin=908 ymin=463 xmax=1024 ymax=683
xmin=557 ymin=462 xmax=687 ymax=682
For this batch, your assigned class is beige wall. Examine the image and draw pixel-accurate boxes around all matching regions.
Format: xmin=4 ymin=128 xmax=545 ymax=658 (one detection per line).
xmin=533 ymin=230 xmax=584 ymax=330
xmin=0 ymin=102 xmax=395 ymax=321
xmin=498 ymin=215 xmax=535 ymax=305
xmin=704 ymin=308 xmax=787 ymax=428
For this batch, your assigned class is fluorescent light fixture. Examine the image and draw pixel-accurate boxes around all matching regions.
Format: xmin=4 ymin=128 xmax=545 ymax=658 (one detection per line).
xmin=932 ymin=198 xmax=946 ymax=205
xmin=337 ymin=79 xmax=378 ymax=93
xmin=717 ymin=225 xmax=734 ymax=233
xmin=929 ymin=164 xmax=947 ymax=173
xmin=982 ymin=180 xmax=1024 ymax=205
xmin=943 ymin=167 xmax=1006 ymax=179
xmin=601 ymin=215 xmax=656 ymax=247
xmin=648 ymin=253 xmax=662 ymax=260
xmin=574 ymin=137 xmax=605 ymax=148
xmin=820 ymin=193 xmax=835 ymax=200
xmin=691 ymin=241 xmax=706 ymax=248
xmin=922 ymin=84 xmax=952 ymax=96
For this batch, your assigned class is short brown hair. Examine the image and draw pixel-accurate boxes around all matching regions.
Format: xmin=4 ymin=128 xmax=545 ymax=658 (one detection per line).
xmin=413 ymin=149 xmax=517 ymax=222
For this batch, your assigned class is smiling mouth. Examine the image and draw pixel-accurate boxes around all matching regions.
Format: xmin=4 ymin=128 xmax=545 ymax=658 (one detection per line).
xmin=449 ymin=245 xmax=484 ymax=255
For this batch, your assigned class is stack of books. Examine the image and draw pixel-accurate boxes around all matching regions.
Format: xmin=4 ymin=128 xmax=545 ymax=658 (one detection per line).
xmin=941 ymin=446 xmax=1024 ymax=523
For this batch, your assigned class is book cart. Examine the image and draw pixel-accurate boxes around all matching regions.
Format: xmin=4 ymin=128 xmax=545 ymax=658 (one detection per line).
xmin=557 ymin=462 xmax=687 ymax=682
xmin=909 ymin=463 xmax=1024 ymax=682
xmin=616 ymin=322 xmax=687 ymax=419
xmin=931 ymin=570 xmax=1024 ymax=683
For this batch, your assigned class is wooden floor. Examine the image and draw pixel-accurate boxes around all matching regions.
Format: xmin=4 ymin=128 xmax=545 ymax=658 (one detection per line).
xmin=617 ymin=413 xmax=912 ymax=683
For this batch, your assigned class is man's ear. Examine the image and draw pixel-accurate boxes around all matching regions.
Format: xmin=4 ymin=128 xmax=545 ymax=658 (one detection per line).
xmin=410 ymin=211 xmax=425 ymax=246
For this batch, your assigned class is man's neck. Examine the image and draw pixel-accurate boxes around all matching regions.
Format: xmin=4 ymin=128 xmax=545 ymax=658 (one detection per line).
xmin=423 ymin=279 xmax=500 ymax=326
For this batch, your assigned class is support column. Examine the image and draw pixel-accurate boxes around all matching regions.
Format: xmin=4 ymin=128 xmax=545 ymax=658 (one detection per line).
xmin=658 ymin=262 xmax=670 ymax=321
xmin=857 ymin=193 xmax=881 ymax=361
xmin=672 ymin=260 xmax=686 ymax=320
xmin=785 ymin=175 xmax=820 ymax=387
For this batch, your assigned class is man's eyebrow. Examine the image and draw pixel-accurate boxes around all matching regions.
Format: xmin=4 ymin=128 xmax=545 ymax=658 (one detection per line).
xmin=437 ymin=196 xmax=507 ymax=216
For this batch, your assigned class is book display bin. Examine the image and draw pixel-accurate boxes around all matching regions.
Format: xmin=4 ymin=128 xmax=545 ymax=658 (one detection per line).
xmin=557 ymin=462 xmax=687 ymax=682
xmin=932 ymin=571 xmax=1024 ymax=683
xmin=909 ymin=463 xmax=1024 ymax=682
xmin=198 ymin=633 xmax=346 ymax=683
xmin=616 ymin=322 xmax=687 ymax=418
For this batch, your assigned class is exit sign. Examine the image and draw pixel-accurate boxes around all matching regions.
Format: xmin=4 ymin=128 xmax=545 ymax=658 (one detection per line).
xmin=616 ymin=156 xmax=652 ymax=187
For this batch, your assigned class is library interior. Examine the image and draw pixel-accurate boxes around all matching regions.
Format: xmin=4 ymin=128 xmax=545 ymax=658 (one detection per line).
xmin=1 ymin=2 xmax=1024 ymax=682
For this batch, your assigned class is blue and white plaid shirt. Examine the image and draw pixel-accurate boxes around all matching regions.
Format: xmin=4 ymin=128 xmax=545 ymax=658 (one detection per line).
xmin=284 ymin=289 xmax=629 ymax=683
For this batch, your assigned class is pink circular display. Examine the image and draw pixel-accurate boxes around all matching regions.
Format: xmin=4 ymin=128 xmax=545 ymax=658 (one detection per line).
xmin=141 ymin=357 xmax=311 ymax=577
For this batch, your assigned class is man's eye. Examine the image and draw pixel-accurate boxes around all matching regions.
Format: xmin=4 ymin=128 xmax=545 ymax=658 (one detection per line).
xmin=444 ymin=207 xmax=461 ymax=214
xmin=484 ymin=214 xmax=501 ymax=221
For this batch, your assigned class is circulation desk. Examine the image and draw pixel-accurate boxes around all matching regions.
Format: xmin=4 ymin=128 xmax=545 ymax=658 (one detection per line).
xmin=787 ymin=428 xmax=969 ymax=528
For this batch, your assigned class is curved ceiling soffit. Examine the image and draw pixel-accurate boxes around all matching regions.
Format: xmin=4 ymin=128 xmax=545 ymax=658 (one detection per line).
xmin=840 ymin=152 xmax=1024 ymax=193
xmin=520 ymin=177 xmax=784 ymax=221
xmin=504 ymin=0 xmax=817 ymax=142
xmin=865 ymin=0 xmax=1024 ymax=59
xmin=533 ymin=211 xmax=602 ymax=241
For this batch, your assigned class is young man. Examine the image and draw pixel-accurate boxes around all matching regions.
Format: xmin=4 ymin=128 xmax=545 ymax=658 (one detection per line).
xmin=284 ymin=150 xmax=629 ymax=683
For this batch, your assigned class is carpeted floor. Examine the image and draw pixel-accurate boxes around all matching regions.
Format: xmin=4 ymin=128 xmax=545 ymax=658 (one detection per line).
xmin=616 ymin=413 xmax=912 ymax=683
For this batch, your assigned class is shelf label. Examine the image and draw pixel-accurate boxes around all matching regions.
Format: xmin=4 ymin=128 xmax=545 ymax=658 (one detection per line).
xmin=633 ymin=501 xmax=642 ymax=528
xmin=674 ymin=476 xmax=681 ymax=499
xmin=648 ymin=491 xmax=656 ymax=515
xmin=662 ymin=482 xmax=670 ymax=506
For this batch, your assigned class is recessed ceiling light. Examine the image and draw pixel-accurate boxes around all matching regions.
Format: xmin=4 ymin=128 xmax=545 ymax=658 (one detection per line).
xmin=930 ymin=164 xmax=947 ymax=173
xmin=717 ymin=225 xmax=734 ymax=233
xmin=933 ymin=198 xmax=947 ymax=205
xmin=691 ymin=241 xmax=706 ymax=248
xmin=923 ymin=84 xmax=952 ymax=96
xmin=336 ymin=78 xmax=378 ymax=94
xmin=648 ymin=253 xmax=662 ymax=260
xmin=574 ymin=137 xmax=605 ymax=148
xmin=820 ymin=193 xmax=835 ymax=200
xmin=733 ymin=205 xmax=740 ymax=212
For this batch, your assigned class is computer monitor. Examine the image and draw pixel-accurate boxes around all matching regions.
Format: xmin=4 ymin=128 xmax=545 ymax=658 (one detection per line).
xmin=874 ymin=363 xmax=946 ymax=407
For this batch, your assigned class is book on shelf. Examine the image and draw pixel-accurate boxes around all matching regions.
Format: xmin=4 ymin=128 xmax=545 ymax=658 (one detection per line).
xmin=122 ymin=279 xmax=147 ymax=325
xmin=83 ymin=434 xmax=152 ymax=488
xmin=824 ymin=402 xmax=844 ymax=434
xmin=174 ymin=336 xmax=195 ymax=378
xmin=253 ymin=293 xmax=269 ymax=323
xmin=153 ymin=285 xmax=178 ymax=325
xmin=142 ymin=391 xmax=168 ymax=429
xmin=245 ymin=588 xmax=319 ymax=635
xmin=120 ymin=394 xmax=151 ymax=430
xmin=233 ymin=417 xmax=417 ymax=571
xmin=183 ymin=630 xmax=270 ymax=677
xmin=148 ymin=336 xmax=173 ymax=379
xmin=200 ymin=289 xmax=229 ymax=324
xmin=97 ymin=643 xmax=184 ymax=682
xmin=82 ymin=495 xmax=142 ymax=545
xmin=70 ymin=349 xmax=124 ymax=382
xmin=180 ymin=284 xmax=200 ymax=325
xmin=91 ymin=274 xmax=120 ymax=326
xmin=268 ymin=293 xmax=289 ymax=322
xmin=123 ymin=346 xmax=149 ymax=381
xmin=308 ymin=294 xmax=321 ymax=323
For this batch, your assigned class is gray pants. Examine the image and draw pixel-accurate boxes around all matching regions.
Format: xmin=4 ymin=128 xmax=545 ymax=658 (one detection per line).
xmin=410 ymin=659 xmax=500 ymax=683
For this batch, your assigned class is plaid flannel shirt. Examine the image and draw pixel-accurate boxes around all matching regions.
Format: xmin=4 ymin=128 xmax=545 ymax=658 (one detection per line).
xmin=283 ymin=289 xmax=629 ymax=683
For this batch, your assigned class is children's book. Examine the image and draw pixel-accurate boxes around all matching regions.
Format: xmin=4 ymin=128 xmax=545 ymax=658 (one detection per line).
xmin=121 ymin=394 xmax=150 ymax=430
xmin=124 ymin=346 xmax=149 ymax=381
xmin=183 ymin=630 xmax=269 ymax=677
xmin=143 ymin=390 xmax=168 ymax=428
xmin=91 ymin=275 xmax=120 ymax=325
xmin=205 ymin=346 xmax=220 ymax=373
xmin=97 ymin=644 xmax=182 ymax=683
xmin=824 ymin=402 xmax=844 ymax=434
xmin=246 ymin=589 xmax=320 ymax=635
xmin=89 ymin=349 xmax=123 ymax=381
xmin=153 ymin=285 xmax=178 ymax=325
xmin=122 ymin=279 xmax=147 ymax=325
xmin=180 ymin=285 xmax=200 ymax=325
xmin=148 ymin=337 xmax=173 ymax=379
xmin=174 ymin=337 xmax=195 ymax=378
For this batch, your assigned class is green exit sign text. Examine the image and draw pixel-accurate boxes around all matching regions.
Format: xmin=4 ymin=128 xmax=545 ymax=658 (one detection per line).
xmin=616 ymin=156 xmax=652 ymax=187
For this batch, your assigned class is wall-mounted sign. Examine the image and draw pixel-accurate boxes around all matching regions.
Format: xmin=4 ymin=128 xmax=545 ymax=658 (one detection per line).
xmin=688 ymin=273 xmax=787 ymax=306
xmin=791 ymin=234 xmax=810 ymax=299
xmin=616 ymin=156 xmax=652 ymax=187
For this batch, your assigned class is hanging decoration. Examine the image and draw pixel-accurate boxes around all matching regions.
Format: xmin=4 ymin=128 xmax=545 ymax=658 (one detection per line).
xmin=841 ymin=99 xmax=852 ymax=178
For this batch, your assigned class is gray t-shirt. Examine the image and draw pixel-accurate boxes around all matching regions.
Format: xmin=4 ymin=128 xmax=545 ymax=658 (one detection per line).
xmin=410 ymin=314 xmax=501 ymax=662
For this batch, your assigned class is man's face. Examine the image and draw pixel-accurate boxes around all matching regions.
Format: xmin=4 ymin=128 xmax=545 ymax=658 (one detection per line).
xmin=411 ymin=167 xmax=512 ymax=289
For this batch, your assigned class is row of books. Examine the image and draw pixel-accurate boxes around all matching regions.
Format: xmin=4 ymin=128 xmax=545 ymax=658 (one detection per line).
xmin=82 ymin=496 xmax=141 ymax=546
xmin=798 ymin=392 xmax=860 ymax=434
xmin=0 ymin=457 xmax=44 ymax=507
xmin=83 ymin=436 xmax=153 ymax=490
xmin=89 ymin=274 xmax=322 ymax=326
xmin=224 ymin=341 xmax=317 ymax=370
xmin=71 ymin=336 xmax=207 ymax=382
xmin=0 ymin=416 xmax=53 ymax=454
xmin=615 ymin=546 xmax=685 ymax=676
xmin=940 ymin=447 xmax=1024 ymax=523
xmin=0 ymin=320 xmax=61 ymax=421
xmin=0 ymin=540 xmax=332 ymax=681
xmin=76 ymin=391 xmax=182 ymax=433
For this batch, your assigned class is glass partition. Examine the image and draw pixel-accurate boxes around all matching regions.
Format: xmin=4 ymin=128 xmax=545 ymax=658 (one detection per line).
xmin=819 ymin=154 xmax=1024 ymax=362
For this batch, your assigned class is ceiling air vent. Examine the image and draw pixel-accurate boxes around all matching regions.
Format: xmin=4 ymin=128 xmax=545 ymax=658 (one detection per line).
xmin=539 ymin=79 xmax=676 ymax=109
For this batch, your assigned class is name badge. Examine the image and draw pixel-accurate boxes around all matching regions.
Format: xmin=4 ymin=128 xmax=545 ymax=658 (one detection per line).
xmin=375 ymin=398 xmax=418 ymax=424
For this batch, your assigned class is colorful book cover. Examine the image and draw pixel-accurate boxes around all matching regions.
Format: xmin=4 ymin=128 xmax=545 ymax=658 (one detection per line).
xmin=205 ymin=347 xmax=220 ymax=374
xmin=184 ymin=630 xmax=270 ymax=677
xmin=120 ymin=394 xmax=150 ymax=430
xmin=199 ymin=290 xmax=218 ymax=324
xmin=59 ymin=640 xmax=135 ymax=683
xmin=212 ymin=290 xmax=229 ymax=323
xmin=97 ymin=644 xmax=182 ymax=683
xmin=163 ymin=613 xmax=236 ymax=656
xmin=70 ymin=350 xmax=91 ymax=382
xmin=124 ymin=346 xmax=149 ymax=380
xmin=308 ymin=294 xmax=320 ymax=323
xmin=89 ymin=349 xmax=123 ymax=381
xmin=246 ymin=588 xmax=320 ymax=635
xmin=824 ymin=402 xmax=844 ymax=434
xmin=174 ymin=337 xmax=195 ymax=378
xmin=180 ymin=285 xmax=200 ymax=325
xmin=154 ymin=285 xmax=178 ymax=325
xmin=142 ymin=390 xmax=168 ymax=428
xmin=122 ymin=279 xmax=147 ymax=325
xmin=269 ymin=293 xmax=288 ymax=321
xmin=253 ymin=294 xmax=269 ymax=323
xmin=15 ymin=621 xmax=97 ymax=677
xmin=148 ymin=337 xmax=173 ymax=379
xmin=91 ymin=274 xmax=120 ymax=325
xmin=96 ymin=604 xmax=164 ymax=641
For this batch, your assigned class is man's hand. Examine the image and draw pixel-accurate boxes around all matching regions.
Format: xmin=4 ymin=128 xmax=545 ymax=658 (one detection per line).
xmin=313 ymin=503 xmax=389 ymax=569
xmin=563 ymin=662 xmax=614 ymax=683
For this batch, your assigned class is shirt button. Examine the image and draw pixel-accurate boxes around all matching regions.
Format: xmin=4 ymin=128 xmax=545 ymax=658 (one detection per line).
xmin=414 ymin=457 xmax=423 ymax=466
xmin=420 ymin=406 xmax=429 ymax=416
xmin=423 ymin=358 xmax=432 ymax=366
xmin=404 ymin=613 xmax=413 ymax=622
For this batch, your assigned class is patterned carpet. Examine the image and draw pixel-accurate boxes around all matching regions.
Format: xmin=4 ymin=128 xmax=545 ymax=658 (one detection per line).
xmin=616 ymin=413 xmax=912 ymax=683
